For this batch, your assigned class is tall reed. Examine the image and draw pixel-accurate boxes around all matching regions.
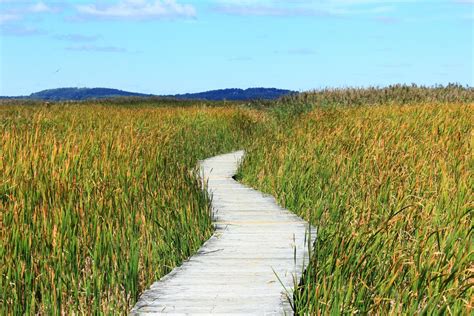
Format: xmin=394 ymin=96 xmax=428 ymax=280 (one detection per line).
xmin=239 ymin=102 xmax=473 ymax=314
xmin=0 ymin=104 xmax=263 ymax=314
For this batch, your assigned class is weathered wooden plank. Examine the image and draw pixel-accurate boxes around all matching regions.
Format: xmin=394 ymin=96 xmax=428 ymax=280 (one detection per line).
xmin=131 ymin=151 xmax=316 ymax=315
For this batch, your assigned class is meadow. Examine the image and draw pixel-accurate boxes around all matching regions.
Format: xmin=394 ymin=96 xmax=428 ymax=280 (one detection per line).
xmin=0 ymin=104 xmax=263 ymax=314
xmin=239 ymin=93 xmax=473 ymax=314
xmin=1 ymin=85 xmax=472 ymax=314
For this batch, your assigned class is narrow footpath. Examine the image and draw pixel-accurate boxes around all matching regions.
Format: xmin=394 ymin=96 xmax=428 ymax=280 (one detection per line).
xmin=131 ymin=151 xmax=316 ymax=315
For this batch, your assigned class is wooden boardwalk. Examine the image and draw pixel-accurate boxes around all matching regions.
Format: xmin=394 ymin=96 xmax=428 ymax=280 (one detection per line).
xmin=131 ymin=151 xmax=315 ymax=315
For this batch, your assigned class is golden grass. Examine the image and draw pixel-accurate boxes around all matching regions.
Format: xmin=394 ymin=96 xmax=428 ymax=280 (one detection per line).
xmin=0 ymin=104 xmax=261 ymax=314
xmin=1 ymin=94 xmax=472 ymax=314
xmin=239 ymin=103 xmax=473 ymax=314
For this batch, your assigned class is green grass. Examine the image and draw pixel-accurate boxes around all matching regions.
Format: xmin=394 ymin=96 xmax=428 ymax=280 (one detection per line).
xmin=0 ymin=104 xmax=262 ymax=314
xmin=1 ymin=86 xmax=472 ymax=314
xmin=238 ymin=102 xmax=473 ymax=314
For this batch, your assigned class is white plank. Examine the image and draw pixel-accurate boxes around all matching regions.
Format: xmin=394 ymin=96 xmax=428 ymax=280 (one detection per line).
xmin=131 ymin=151 xmax=316 ymax=315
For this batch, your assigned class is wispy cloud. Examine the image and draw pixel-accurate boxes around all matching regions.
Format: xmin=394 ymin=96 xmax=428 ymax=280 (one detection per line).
xmin=0 ymin=2 xmax=59 ymax=38
xmin=1 ymin=1 xmax=61 ymax=16
xmin=74 ymin=0 xmax=196 ymax=21
xmin=28 ymin=1 xmax=58 ymax=14
xmin=0 ymin=1 xmax=62 ymax=32
xmin=212 ymin=0 xmax=399 ymax=17
xmin=214 ymin=4 xmax=329 ymax=17
xmin=54 ymin=33 xmax=101 ymax=42
xmin=65 ymin=44 xmax=128 ymax=53
xmin=0 ymin=13 xmax=20 ymax=25
xmin=287 ymin=48 xmax=318 ymax=56
xmin=0 ymin=24 xmax=46 ymax=36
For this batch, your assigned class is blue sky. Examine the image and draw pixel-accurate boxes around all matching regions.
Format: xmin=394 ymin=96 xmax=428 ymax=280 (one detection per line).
xmin=0 ymin=0 xmax=472 ymax=96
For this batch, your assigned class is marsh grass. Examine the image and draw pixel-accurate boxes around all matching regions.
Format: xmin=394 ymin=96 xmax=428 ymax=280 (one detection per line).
xmin=1 ymin=86 xmax=472 ymax=314
xmin=239 ymin=102 xmax=473 ymax=314
xmin=283 ymin=84 xmax=474 ymax=107
xmin=0 ymin=104 xmax=262 ymax=314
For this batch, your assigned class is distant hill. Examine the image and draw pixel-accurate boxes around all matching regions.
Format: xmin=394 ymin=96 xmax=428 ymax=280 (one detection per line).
xmin=170 ymin=88 xmax=295 ymax=101
xmin=1 ymin=87 xmax=295 ymax=101
xmin=28 ymin=88 xmax=152 ymax=101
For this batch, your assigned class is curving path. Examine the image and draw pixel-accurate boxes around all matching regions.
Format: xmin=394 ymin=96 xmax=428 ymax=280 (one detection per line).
xmin=131 ymin=151 xmax=316 ymax=315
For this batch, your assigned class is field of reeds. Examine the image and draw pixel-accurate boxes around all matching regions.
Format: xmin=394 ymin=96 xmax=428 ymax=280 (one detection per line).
xmin=0 ymin=104 xmax=263 ymax=314
xmin=1 ymin=85 xmax=472 ymax=314
xmin=238 ymin=100 xmax=473 ymax=314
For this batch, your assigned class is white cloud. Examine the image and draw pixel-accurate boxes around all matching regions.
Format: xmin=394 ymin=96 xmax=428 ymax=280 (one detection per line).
xmin=0 ymin=1 xmax=63 ymax=37
xmin=212 ymin=0 xmax=418 ymax=17
xmin=0 ymin=1 xmax=60 ymax=25
xmin=75 ymin=0 xmax=196 ymax=20
xmin=0 ymin=13 xmax=20 ymax=25
xmin=29 ymin=1 xmax=56 ymax=13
